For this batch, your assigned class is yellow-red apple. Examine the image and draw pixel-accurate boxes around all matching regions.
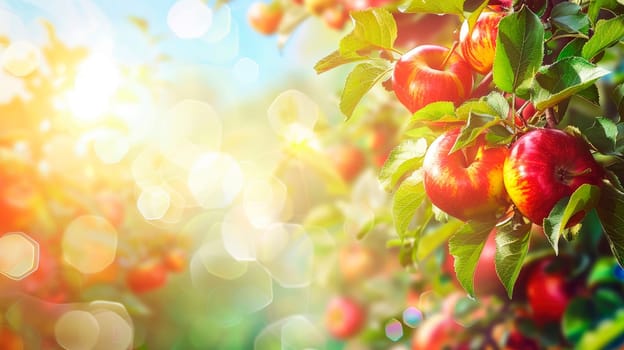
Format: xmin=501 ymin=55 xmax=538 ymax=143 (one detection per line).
xmin=247 ymin=2 xmax=283 ymax=35
xmin=392 ymin=45 xmax=473 ymax=113
xmin=503 ymin=128 xmax=604 ymax=226
xmin=459 ymin=11 xmax=504 ymax=74
xmin=325 ymin=296 xmax=366 ymax=339
xmin=423 ymin=128 xmax=510 ymax=221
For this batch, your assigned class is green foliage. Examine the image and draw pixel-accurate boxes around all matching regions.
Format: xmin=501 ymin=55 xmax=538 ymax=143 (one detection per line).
xmin=532 ymin=57 xmax=609 ymax=110
xmin=597 ymin=182 xmax=624 ymax=267
xmin=448 ymin=221 xmax=495 ymax=298
xmin=582 ymin=15 xmax=624 ymax=61
xmin=494 ymin=215 xmax=532 ymax=299
xmin=391 ymin=172 xmax=426 ymax=239
xmin=340 ymin=61 xmax=392 ymax=117
xmin=550 ymin=2 xmax=590 ymax=34
xmin=544 ymin=184 xmax=601 ymax=254
xmin=379 ymin=138 xmax=427 ymax=191
xmin=493 ymin=7 xmax=544 ymax=94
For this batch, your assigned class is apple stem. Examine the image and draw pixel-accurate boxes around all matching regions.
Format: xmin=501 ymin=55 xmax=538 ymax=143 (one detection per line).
xmin=514 ymin=99 xmax=531 ymax=128
xmin=440 ymin=41 xmax=459 ymax=70
xmin=545 ymin=108 xmax=557 ymax=128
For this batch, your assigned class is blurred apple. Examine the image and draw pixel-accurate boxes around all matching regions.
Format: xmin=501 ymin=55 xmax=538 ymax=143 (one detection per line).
xmin=162 ymin=248 xmax=187 ymax=273
xmin=0 ymin=328 xmax=24 ymax=350
xmin=325 ymin=296 xmax=366 ymax=339
xmin=126 ymin=258 xmax=168 ymax=294
xmin=328 ymin=144 xmax=366 ymax=183
xmin=411 ymin=313 xmax=462 ymax=350
xmin=338 ymin=244 xmax=377 ymax=282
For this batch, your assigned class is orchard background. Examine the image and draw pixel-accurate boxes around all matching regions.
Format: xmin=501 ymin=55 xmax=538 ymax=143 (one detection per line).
xmin=0 ymin=0 xmax=622 ymax=349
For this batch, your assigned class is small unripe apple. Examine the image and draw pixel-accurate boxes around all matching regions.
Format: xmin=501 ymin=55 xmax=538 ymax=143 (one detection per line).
xmin=423 ymin=128 xmax=510 ymax=221
xmin=525 ymin=258 xmax=572 ymax=324
xmin=247 ymin=2 xmax=283 ymax=35
xmin=392 ymin=45 xmax=473 ymax=113
xmin=503 ymin=128 xmax=604 ymax=226
xmin=325 ymin=296 xmax=366 ymax=339
xmin=459 ymin=11 xmax=504 ymax=74
xmin=126 ymin=259 xmax=168 ymax=294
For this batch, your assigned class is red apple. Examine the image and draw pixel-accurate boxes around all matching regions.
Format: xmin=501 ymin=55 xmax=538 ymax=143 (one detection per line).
xmin=329 ymin=144 xmax=365 ymax=183
xmin=411 ymin=314 xmax=462 ymax=350
xmin=459 ymin=11 xmax=504 ymax=74
xmin=392 ymin=45 xmax=473 ymax=113
xmin=503 ymin=128 xmax=604 ymax=226
xmin=126 ymin=259 xmax=168 ymax=294
xmin=322 ymin=5 xmax=350 ymax=31
xmin=423 ymin=128 xmax=510 ymax=221
xmin=325 ymin=296 xmax=366 ymax=339
xmin=507 ymin=95 xmax=537 ymax=127
xmin=525 ymin=258 xmax=571 ymax=324
xmin=247 ymin=2 xmax=283 ymax=35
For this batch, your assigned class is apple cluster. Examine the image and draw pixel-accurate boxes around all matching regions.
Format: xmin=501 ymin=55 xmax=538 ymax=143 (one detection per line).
xmin=389 ymin=3 xmax=606 ymax=228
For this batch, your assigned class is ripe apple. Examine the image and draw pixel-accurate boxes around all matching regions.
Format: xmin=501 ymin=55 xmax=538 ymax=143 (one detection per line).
xmin=392 ymin=45 xmax=473 ymax=113
xmin=503 ymin=128 xmax=604 ymax=226
xmin=321 ymin=5 xmax=350 ymax=31
xmin=126 ymin=259 xmax=168 ymax=294
xmin=525 ymin=258 xmax=571 ymax=324
xmin=338 ymin=244 xmax=377 ymax=282
xmin=423 ymin=128 xmax=510 ymax=221
xmin=329 ymin=144 xmax=365 ymax=183
xmin=325 ymin=296 xmax=366 ymax=339
xmin=247 ymin=2 xmax=283 ymax=35
xmin=459 ymin=11 xmax=504 ymax=75
xmin=411 ymin=314 xmax=462 ymax=350
xmin=507 ymin=95 xmax=537 ymax=127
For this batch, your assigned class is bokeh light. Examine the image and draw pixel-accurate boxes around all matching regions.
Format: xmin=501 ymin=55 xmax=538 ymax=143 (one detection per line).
xmin=62 ymin=215 xmax=118 ymax=274
xmin=385 ymin=318 xmax=403 ymax=341
xmin=187 ymin=152 xmax=243 ymax=209
xmin=267 ymin=90 xmax=320 ymax=137
xmin=54 ymin=310 xmax=101 ymax=350
xmin=167 ymin=0 xmax=213 ymax=39
xmin=233 ymin=57 xmax=259 ymax=85
xmin=137 ymin=186 xmax=171 ymax=220
xmin=0 ymin=232 xmax=39 ymax=280
xmin=403 ymin=306 xmax=423 ymax=328
xmin=1 ymin=40 xmax=40 ymax=77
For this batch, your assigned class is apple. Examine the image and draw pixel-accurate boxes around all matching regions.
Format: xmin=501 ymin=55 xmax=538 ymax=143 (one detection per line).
xmin=343 ymin=0 xmax=394 ymax=11
xmin=525 ymin=258 xmax=572 ymax=324
xmin=503 ymin=128 xmax=605 ymax=226
xmin=444 ymin=230 xmax=506 ymax=296
xmin=325 ymin=296 xmax=366 ymax=339
xmin=329 ymin=144 xmax=365 ymax=183
xmin=459 ymin=11 xmax=504 ymax=75
xmin=423 ymin=128 xmax=510 ymax=221
xmin=411 ymin=314 xmax=462 ymax=350
xmin=321 ymin=5 xmax=350 ymax=31
xmin=126 ymin=258 xmax=168 ymax=294
xmin=0 ymin=328 xmax=24 ymax=350
xmin=392 ymin=45 xmax=473 ymax=113
xmin=305 ymin=0 xmax=337 ymax=16
xmin=507 ymin=95 xmax=537 ymax=127
xmin=162 ymin=248 xmax=187 ymax=273
xmin=338 ymin=244 xmax=377 ymax=282
xmin=247 ymin=2 xmax=283 ymax=35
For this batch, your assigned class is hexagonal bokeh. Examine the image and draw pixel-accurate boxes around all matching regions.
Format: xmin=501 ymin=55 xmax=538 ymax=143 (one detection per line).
xmin=0 ymin=232 xmax=39 ymax=280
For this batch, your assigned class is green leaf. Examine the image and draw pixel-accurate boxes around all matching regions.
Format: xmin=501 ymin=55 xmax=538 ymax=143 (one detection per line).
xmin=416 ymin=219 xmax=463 ymax=261
xmin=577 ymin=309 xmax=624 ymax=350
xmin=584 ymin=117 xmax=619 ymax=153
xmin=455 ymin=100 xmax=496 ymax=120
xmin=485 ymin=124 xmax=514 ymax=145
xmin=582 ymin=16 xmax=624 ymax=61
xmin=597 ymin=182 xmax=624 ymax=267
xmin=398 ymin=0 xmax=464 ymax=16
xmin=450 ymin=113 xmax=499 ymax=153
xmin=392 ymin=172 xmax=426 ymax=238
xmin=449 ymin=221 xmax=495 ymax=298
xmin=562 ymin=298 xmax=595 ymax=344
xmin=543 ymin=184 xmax=601 ymax=255
xmin=587 ymin=257 xmax=619 ymax=287
xmin=532 ymin=57 xmax=610 ymax=110
xmin=550 ymin=2 xmax=590 ymax=34
xmin=409 ymin=101 xmax=456 ymax=123
xmin=494 ymin=216 xmax=532 ymax=298
xmin=485 ymin=92 xmax=510 ymax=119
xmin=588 ymin=0 xmax=619 ymax=24
xmin=340 ymin=61 xmax=392 ymax=118
xmin=314 ymin=50 xmax=367 ymax=74
xmin=493 ymin=7 xmax=544 ymax=93
xmin=339 ymin=9 xmax=397 ymax=57
xmin=378 ymin=138 xmax=428 ymax=192
xmin=557 ymin=38 xmax=586 ymax=60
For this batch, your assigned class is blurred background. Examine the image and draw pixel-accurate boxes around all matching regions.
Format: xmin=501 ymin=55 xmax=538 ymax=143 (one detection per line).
xmin=0 ymin=0 xmax=624 ymax=349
